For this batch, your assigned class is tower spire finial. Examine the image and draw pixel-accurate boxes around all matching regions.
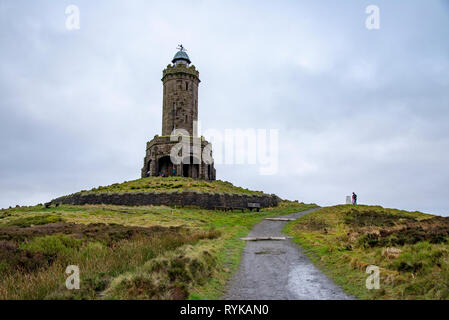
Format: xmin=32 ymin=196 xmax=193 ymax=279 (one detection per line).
xmin=177 ymin=44 xmax=186 ymax=52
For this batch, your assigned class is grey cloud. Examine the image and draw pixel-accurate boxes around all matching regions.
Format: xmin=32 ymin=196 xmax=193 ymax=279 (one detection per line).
xmin=0 ymin=0 xmax=448 ymax=216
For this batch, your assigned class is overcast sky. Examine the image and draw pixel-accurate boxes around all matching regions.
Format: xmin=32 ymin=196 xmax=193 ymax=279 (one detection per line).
xmin=1 ymin=0 xmax=448 ymax=215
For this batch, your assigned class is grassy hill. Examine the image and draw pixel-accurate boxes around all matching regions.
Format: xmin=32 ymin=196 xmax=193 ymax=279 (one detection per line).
xmin=0 ymin=199 xmax=316 ymax=299
xmin=76 ymin=177 xmax=266 ymax=195
xmin=284 ymin=205 xmax=449 ymax=300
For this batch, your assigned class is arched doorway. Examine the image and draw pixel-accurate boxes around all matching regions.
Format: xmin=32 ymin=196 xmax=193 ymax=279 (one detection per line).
xmin=181 ymin=156 xmax=200 ymax=178
xmin=158 ymin=156 xmax=173 ymax=177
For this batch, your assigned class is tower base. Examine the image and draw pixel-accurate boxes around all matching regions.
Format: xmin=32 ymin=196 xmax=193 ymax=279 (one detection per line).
xmin=141 ymin=136 xmax=216 ymax=180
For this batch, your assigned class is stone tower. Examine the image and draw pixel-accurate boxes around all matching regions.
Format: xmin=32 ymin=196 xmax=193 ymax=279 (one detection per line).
xmin=141 ymin=46 xmax=216 ymax=180
xmin=161 ymin=49 xmax=199 ymax=136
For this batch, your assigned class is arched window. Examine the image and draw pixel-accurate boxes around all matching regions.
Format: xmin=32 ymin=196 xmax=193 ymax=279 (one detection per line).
xmin=186 ymin=82 xmax=189 ymax=90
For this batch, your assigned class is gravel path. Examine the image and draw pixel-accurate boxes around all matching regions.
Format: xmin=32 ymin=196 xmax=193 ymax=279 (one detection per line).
xmin=223 ymin=208 xmax=354 ymax=300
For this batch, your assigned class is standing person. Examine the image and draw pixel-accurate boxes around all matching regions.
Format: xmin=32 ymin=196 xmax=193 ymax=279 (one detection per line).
xmin=352 ymin=192 xmax=357 ymax=205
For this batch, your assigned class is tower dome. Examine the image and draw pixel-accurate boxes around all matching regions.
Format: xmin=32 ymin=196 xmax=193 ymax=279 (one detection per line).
xmin=172 ymin=45 xmax=191 ymax=65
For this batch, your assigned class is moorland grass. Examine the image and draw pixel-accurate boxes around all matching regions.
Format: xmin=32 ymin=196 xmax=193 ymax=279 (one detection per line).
xmin=73 ymin=177 xmax=266 ymax=195
xmin=284 ymin=204 xmax=449 ymax=300
xmin=0 ymin=201 xmax=316 ymax=299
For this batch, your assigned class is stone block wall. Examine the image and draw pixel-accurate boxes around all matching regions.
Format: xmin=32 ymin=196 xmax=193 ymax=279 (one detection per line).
xmin=53 ymin=192 xmax=279 ymax=210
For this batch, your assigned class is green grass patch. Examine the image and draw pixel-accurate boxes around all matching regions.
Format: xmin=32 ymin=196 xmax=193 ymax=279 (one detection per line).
xmin=284 ymin=204 xmax=449 ymax=300
xmin=0 ymin=201 xmax=317 ymax=299
xmin=3 ymin=214 xmax=63 ymax=228
xmin=71 ymin=177 xmax=266 ymax=195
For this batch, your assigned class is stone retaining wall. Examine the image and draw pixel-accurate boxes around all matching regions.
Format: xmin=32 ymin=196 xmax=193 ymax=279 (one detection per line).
xmin=53 ymin=192 xmax=279 ymax=209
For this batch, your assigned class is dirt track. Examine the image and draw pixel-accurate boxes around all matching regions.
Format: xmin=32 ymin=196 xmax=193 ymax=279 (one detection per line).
xmin=224 ymin=208 xmax=353 ymax=300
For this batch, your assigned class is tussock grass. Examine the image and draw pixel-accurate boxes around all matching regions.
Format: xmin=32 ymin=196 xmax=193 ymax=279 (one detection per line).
xmin=284 ymin=204 xmax=449 ymax=300
xmin=0 ymin=228 xmax=218 ymax=299
xmin=0 ymin=201 xmax=317 ymax=300
xmin=105 ymin=244 xmax=217 ymax=299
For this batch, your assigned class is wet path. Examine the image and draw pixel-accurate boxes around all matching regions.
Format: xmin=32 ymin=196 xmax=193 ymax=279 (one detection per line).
xmin=224 ymin=208 xmax=353 ymax=300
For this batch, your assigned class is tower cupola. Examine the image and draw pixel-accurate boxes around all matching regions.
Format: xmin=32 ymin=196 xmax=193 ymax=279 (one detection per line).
xmin=172 ymin=45 xmax=191 ymax=66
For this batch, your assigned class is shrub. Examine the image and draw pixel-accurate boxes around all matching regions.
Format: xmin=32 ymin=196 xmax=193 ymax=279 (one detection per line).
xmin=108 ymin=249 xmax=216 ymax=300
xmin=344 ymin=209 xmax=415 ymax=227
xmin=0 ymin=240 xmax=55 ymax=273
xmin=296 ymin=217 xmax=328 ymax=231
xmin=19 ymin=234 xmax=82 ymax=256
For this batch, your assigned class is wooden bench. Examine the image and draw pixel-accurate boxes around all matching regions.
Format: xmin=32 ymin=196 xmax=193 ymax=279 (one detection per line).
xmin=214 ymin=203 xmax=261 ymax=213
xmin=247 ymin=202 xmax=261 ymax=212
xmin=215 ymin=206 xmax=246 ymax=212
